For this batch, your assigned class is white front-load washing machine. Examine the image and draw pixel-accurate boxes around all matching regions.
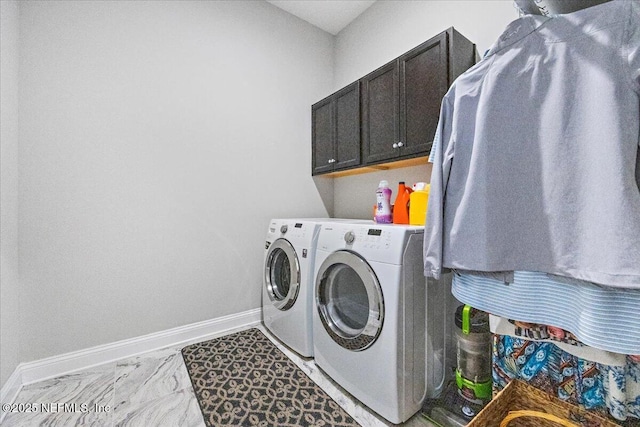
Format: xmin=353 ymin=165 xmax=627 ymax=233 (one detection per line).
xmin=312 ymin=222 xmax=445 ymax=424
xmin=262 ymin=219 xmax=321 ymax=358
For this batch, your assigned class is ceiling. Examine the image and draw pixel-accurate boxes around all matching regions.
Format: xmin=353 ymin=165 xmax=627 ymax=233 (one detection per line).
xmin=266 ymin=0 xmax=377 ymax=35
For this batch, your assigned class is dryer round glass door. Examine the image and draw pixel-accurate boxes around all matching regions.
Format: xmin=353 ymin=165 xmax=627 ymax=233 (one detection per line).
xmin=316 ymin=250 xmax=384 ymax=351
xmin=265 ymin=238 xmax=301 ymax=310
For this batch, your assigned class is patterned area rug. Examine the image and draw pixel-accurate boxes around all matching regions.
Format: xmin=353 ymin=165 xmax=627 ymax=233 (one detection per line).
xmin=181 ymin=328 xmax=360 ymax=427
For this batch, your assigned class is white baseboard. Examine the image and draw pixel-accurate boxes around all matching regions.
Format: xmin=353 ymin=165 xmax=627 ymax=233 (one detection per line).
xmin=0 ymin=307 xmax=261 ymax=414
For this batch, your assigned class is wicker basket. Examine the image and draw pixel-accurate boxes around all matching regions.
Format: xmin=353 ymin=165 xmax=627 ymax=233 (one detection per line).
xmin=468 ymin=380 xmax=620 ymax=427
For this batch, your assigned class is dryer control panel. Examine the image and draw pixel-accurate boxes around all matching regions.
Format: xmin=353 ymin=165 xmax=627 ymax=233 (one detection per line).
xmin=317 ymin=223 xmax=423 ymax=265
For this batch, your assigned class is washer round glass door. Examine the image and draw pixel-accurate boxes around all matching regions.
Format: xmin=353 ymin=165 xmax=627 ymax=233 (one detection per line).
xmin=316 ymin=250 xmax=384 ymax=351
xmin=265 ymin=238 xmax=300 ymax=311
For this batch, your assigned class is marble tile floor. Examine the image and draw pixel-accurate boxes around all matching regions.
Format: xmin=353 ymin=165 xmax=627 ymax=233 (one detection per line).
xmin=1 ymin=324 xmax=435 ymax=427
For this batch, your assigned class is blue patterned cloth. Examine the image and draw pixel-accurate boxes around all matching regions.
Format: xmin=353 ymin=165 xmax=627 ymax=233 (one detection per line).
xmin=493 ymin=335 xmax=640 ymax=423
xmin=603 ymin=360 xmax=640 ymax=421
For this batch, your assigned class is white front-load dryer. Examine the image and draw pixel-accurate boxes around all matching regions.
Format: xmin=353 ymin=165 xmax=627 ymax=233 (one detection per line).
xmin=262 ymin=219 xmax=321 ymax=358
xmin=312 ymin=222 xmax=442 ymax=424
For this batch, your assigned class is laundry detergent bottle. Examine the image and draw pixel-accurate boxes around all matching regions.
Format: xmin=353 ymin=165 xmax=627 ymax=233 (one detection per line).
xmin=409 ymin=182 xmax=430 ymax=226
xmin=374 ymin=180 xmax=393 ymax=223
xmin=393 ymin=181 xmax=412 ymax=224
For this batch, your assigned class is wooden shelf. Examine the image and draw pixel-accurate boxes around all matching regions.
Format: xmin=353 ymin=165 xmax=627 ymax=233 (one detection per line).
xmin=323 ymin=156 xmax=429 ymax=178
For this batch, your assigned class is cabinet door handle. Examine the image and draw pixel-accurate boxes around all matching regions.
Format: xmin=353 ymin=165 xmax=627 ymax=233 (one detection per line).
xmin=392 ymin=143 xmax=398 ymax=149
xmin=397 ymin=141 xmax=404 ymax=147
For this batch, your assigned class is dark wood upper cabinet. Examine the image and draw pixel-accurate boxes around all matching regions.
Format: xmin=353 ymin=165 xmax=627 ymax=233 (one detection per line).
xmin=312 ymin=27 xmax=475 ymax=176
xmin=399 ymin=32 xmax=449 ymax=158
xmin=361 ymin=61 xmax=398 ymax=164
xmin=312 ymin=97 xmax=334 ymax=175
xmin=312 ymin=82 xmax=360 ymax=175
xmin=362 ymin=28 xmax=475 ymax=166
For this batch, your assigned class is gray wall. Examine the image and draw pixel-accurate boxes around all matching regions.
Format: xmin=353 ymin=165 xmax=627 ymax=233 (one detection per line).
xmin=0 ymin=0 xmax=21 ymax=388
xmin=332 ymin=1 xmax=518 ymax=219
xmin=16 ymin=0 xmax=334 ymax=364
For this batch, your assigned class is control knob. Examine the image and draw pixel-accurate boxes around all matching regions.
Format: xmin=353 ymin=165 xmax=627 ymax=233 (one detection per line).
xmin=344 ymin=231 xmax=355 ymax=244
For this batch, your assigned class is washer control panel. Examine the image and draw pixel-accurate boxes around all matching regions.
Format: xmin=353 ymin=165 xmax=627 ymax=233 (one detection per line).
xmin=267 ymin=221 xmax=316 ymax=245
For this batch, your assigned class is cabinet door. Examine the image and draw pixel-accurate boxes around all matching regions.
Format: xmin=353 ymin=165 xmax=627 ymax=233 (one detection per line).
xmin=399 ymin=32 xmax=448 ymax=158
xmin=334 ymin=82 xmax=361 ymax=171
xmin=312 ymin=97 xmax=334 ymax=175
xmin=361 ymin=61 xmax=399 ymax=164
